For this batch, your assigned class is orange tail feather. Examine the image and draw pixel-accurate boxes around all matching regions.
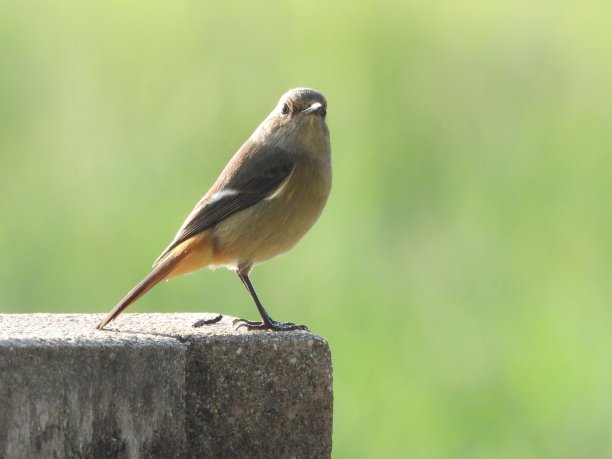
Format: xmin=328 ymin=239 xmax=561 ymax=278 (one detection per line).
xmin=96 ymin=255 xmax=184 ymax=330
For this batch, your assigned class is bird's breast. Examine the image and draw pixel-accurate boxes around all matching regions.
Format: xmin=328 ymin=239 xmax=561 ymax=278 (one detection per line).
xmin=211 ymin=154 xmax=331 ymax=267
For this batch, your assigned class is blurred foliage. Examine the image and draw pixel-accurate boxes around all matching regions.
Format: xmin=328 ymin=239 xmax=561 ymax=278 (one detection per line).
xmin=1 ymin=1 xmax=610 ymax=457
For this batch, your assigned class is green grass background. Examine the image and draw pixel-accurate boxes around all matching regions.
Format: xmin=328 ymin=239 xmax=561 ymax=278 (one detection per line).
xmin=1 ymin=1 xmax=610 ymax=457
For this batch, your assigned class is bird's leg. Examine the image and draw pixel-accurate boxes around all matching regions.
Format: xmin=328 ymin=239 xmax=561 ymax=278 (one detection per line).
xmin=234 ymin=268 xmax=308 ymax=332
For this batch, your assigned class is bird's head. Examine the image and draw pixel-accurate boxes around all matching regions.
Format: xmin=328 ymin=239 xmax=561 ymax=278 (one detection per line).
xmin=255 ymin=88 xmax=330 ymax=155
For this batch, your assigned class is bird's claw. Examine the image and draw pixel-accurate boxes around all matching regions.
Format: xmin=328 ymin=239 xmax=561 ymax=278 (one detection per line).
xmin=232 ymin=318 xmax=308 ymax=332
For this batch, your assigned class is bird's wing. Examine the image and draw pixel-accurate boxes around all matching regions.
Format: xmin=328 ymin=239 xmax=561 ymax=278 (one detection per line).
xmin=153 ymin=143 xmax=294 ymax=266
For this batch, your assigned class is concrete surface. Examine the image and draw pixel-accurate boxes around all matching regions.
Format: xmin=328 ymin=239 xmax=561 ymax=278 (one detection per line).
xmin=0 ymin=313 xmax=333 ymax=458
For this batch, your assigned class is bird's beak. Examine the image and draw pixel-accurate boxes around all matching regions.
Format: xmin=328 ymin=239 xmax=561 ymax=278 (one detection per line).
xmin=302 ymin=102 xmax=324 ymax=115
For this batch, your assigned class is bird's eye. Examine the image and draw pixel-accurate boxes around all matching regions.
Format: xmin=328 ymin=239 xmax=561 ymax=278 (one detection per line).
xmin=281 ymin=103 xmax=290 ymax=115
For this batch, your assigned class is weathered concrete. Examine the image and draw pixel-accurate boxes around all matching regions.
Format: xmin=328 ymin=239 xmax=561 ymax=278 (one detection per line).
xmin=0 ymin=313 xmax=333 ymax=458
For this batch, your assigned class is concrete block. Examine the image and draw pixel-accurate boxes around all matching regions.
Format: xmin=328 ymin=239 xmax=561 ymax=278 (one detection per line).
xmin=0 ymin=313 xmax=333 ymax=458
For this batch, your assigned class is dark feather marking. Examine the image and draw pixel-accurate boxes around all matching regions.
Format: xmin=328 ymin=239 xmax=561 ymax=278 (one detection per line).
xmin=155 ymin=144 xmax=294 ymax=264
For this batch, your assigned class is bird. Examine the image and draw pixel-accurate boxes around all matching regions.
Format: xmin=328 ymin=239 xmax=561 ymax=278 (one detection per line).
xmin=96 ymin=88 xmax=332 ymax=331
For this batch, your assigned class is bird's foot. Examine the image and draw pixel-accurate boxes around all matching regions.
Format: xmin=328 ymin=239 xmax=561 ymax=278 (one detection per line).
xmin=192 ymin=314 xmax=223 ymax=327
xmin=233 ymin=318 xmax=308 ymax=332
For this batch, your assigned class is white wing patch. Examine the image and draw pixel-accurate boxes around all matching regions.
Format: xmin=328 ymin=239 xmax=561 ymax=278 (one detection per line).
xmin=170 ymin=188 xmax=240 ymax=241
xmin=208 ymin=189 xmax=239 ymax=204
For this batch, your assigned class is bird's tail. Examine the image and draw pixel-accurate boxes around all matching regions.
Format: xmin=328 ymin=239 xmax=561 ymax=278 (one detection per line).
xmin=96 ymin=254 xmax=184 ymax=330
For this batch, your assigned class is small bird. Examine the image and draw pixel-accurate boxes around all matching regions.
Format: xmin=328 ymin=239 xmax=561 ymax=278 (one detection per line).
xmin=96 ymin=88 xmax=332 ymax=331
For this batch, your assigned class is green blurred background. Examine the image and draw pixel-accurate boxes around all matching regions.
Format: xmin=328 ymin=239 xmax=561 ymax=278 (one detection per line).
xmin=1 ymin=1 xmax=610 ymax=457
